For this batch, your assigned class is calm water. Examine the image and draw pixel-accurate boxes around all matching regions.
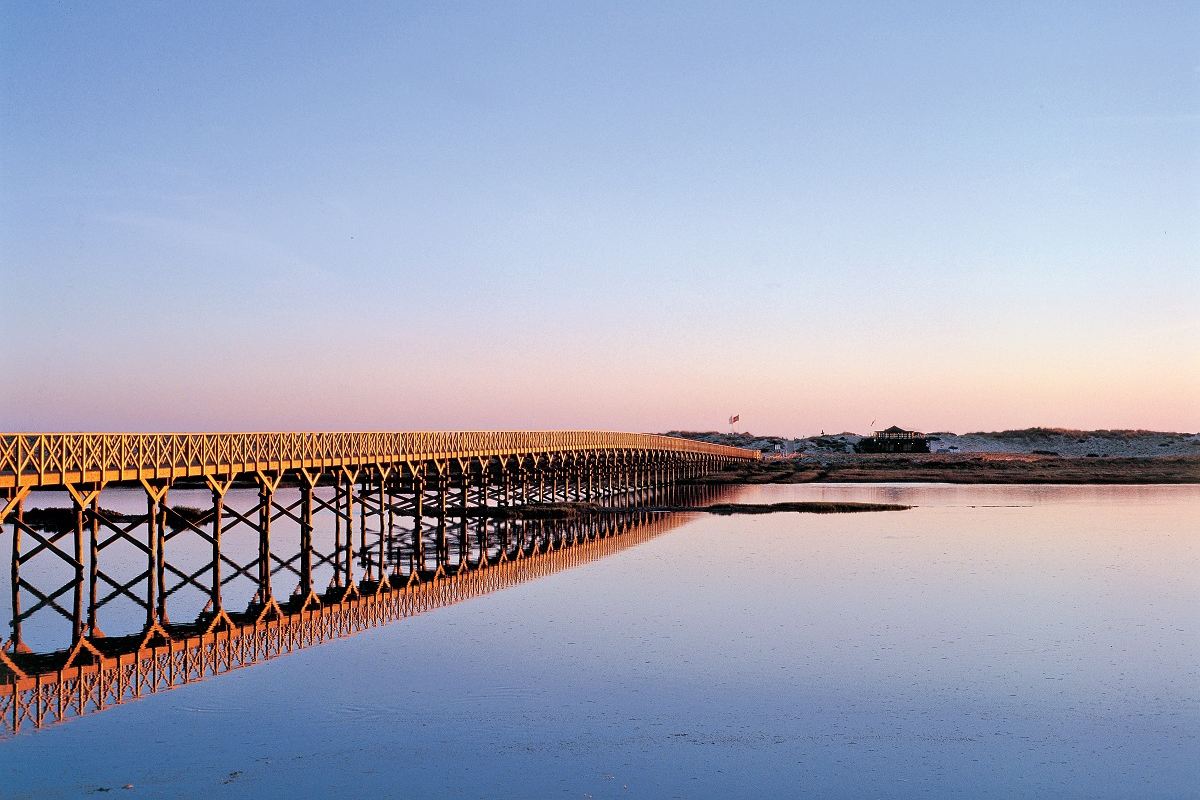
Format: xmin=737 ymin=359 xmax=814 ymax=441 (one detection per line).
xmin=3 ymin=483 xmax=1198 ymax=798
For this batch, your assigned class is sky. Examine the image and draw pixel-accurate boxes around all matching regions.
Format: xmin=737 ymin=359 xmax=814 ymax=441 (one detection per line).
xmin=1 ymin=2 xmax=1197 ymax=435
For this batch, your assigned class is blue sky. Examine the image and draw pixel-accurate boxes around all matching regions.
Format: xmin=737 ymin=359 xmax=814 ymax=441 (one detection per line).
xmin=2 ymin=2 xmax=1197 ymax=433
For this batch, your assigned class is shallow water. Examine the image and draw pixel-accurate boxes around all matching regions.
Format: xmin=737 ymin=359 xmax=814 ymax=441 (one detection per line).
xmin=3 ymin=483 xmax=1198 ymax=798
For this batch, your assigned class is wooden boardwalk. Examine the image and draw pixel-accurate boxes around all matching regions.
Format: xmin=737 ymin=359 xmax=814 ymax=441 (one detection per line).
xmin=0 ymin=431 xmax=754 ymax=734
xmin=0 ymin=431 xmax=755 ymax=490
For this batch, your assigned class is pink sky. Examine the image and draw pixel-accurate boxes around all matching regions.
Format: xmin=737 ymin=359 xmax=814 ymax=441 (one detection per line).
xmin=2 ymin=5 xmax=1197 ymax=435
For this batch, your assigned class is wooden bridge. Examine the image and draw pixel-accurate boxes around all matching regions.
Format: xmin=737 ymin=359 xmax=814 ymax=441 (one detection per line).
xmin=0 ymin=431 xmax=756 ymax=734
xmin=0 ymin=431 xmax=753 ymax=490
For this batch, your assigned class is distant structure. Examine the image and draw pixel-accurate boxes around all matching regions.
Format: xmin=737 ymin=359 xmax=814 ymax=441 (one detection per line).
xmin=857 ymin=425 xmax=930 ymax=454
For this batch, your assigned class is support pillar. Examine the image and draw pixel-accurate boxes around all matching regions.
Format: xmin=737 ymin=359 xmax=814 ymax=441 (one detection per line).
xmin=71 ymin=495 xmax=85 ymax=644
xmin=457 ymin=472 xmax=470 ymax=572
xmin=340 ymin=467 xmax=359 ymax=592
xmin=202 ymin=475 xmax=235 ymax=630
xmin=86 ymin=492 xmax=102 ymax=637
xmin=412 ymin=473 xmax=426 ymax=577
xmin=375 ymin=466 xmax=392 ymax=588
xmin=295 ymin=470 xmax=321 ymax=611
xmin=253 ymin=471 xmax=284 ymax=621
xmin=2 ymin=487 xmax=31 ymax=665
xmin=436 ymin=471 xmax=448 ymax=569
xmin=138 ymin=480 xmax=171 ymax=630
xmin=131 ymin=479 xmax=172 ymax=648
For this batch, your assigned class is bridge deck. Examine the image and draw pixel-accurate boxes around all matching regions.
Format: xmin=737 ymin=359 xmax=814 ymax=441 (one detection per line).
xmin=0 ymin=431 xmax=758 ymax=490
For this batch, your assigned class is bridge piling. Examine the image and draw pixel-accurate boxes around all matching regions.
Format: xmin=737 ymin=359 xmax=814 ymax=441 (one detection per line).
xmin=141 ymin=483 xmax=162 ymax=630
xmin=297 ymin=471 xmax=316 ymax=607
xmin=69 ymin=491 xmax=86 ymax=645
xmin=7 ymin=494 xmax=23 ymax=654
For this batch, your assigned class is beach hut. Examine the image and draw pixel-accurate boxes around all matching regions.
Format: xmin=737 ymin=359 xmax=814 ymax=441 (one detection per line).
xmin=858 ymin=426 xmax=930 ymax=454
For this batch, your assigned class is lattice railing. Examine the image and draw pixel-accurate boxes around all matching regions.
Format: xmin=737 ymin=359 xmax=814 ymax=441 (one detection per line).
xmin=0 ymin=431 xmax=757 ymax=488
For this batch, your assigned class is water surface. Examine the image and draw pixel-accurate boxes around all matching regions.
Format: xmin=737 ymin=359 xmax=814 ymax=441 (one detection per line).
xmin=4 ymin=483 xmax=1197 ymax=798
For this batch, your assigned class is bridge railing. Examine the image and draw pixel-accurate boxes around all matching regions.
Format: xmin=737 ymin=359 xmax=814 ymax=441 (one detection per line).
xmin=0 ymin=431 xmax=757 ymax=489
xmin=400 ymin=430 xmax=749 ymax=459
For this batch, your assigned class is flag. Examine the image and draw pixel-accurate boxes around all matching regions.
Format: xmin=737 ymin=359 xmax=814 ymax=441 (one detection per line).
xmin=728 ymin=414 xmax=740 ymax=425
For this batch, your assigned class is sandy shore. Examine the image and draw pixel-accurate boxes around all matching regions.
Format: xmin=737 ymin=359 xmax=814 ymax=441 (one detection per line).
xmin=669 ymin=428 xmax=1200 ymax=459
xmin=698 ymin=453 xmax=1200 ymax=485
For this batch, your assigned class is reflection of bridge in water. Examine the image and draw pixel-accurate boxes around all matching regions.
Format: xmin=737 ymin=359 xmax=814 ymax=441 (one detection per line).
xmin=1 ymin=432 xmax=756 ymax=734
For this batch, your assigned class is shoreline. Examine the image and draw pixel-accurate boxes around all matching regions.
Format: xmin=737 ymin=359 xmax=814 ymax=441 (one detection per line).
xmin=695 ymin=454 xmax=1200 ymax=486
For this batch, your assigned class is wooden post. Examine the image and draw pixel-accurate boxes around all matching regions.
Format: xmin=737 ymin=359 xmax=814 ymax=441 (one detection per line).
xmin=205 ymin=476 xmax=233 ymax=618
xmin=299 ymin=475 xmax=314 ymax=598
xmin=70 ymin=497 xmax=85 ymax=644
xmin=436 ymin=471 xmax=448 ymax=567
xmin=412 ymin=473 xmax=425 ymax=574
xmin=9 ymin=494 xmax=25 ymax=652
xmin=84 ymin=493 xmax=101 ymax=637
xmin=257 ymin=478 xmax=272 ymax=605
xmin=140 ymin=481 xmax=164 ymax=629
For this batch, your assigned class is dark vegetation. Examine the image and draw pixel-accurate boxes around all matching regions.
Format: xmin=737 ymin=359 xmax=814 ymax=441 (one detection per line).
xmin=21 ymin=504 xmax=212 ymax=532
xmin=21 ymin=497 xmax=908 ymax=532
xmin=480 ymin=502 xmax=605 ymax=521
xmin=474 ymin=500 xmax=908 ymax=520
xmin=967 ymin=427 xmax=1187 ymax=439
xmin=689 ymin=501 xmax=909 ymax=515
xmin=168 ymin=506 xmax=210 ymax=529
xmin=20 ymin=507 xmax=134 ymax=532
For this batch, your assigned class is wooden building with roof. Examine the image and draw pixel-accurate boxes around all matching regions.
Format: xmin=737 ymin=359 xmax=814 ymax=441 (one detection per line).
xmin=857 ymin=425 xmax=930 ymax=454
